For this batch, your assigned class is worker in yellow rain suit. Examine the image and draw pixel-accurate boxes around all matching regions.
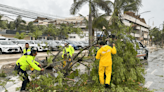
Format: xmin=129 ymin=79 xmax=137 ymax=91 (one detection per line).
xmin=96 ymin=41 xmax=116 ymax=88
xmin=14 ymin=50 xmax=44 ymax=91
xmin=62 ymin=43 xmax=74 ymax=67
xmin=23 ymin=43 xmax=31 ymax=54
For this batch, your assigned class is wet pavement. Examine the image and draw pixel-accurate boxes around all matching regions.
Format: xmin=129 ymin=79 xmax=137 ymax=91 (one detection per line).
xmin=1 ymin=49 xmax=164 ymax=92
xmin=144 ymin=49 xmax=164 ymax=92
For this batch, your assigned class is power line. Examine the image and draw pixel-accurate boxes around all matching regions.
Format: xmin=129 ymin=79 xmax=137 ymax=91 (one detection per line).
xmin=0 ymin=3 xmax=84 ymax=23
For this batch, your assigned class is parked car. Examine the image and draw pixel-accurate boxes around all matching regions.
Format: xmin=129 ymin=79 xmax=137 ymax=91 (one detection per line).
xmin=54 ymin=40 xmax=66 ymax=47
xmin=11 ymin=40 xmax=27 ymax=52
xmin=81 ymin=41 xmax=89 ymax=47
xmin=47 ymin=40 xmax=58 ymax=51
xmin=27 ymin=40 xmax=39 ymax=51
xmin=134 ymin=40 xmax=149 ymax=60
xmin=0 ymin=40 xmax=21 ymax=54
xmin=65 ymin=40 xmax=79 ymax=50
xmin=32 ymin=40 xmax=50 ymax=51
xmin=123 ymin=35 xmax=149 ymax=60
xmin=74 ymin=41 xmax=85 ymax=49
xmin=12 ymin=40 xmax=38 ymax=52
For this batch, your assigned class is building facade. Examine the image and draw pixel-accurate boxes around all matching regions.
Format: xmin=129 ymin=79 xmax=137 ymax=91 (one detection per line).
xmin=121 ymin=12 xmax=150 ymax=45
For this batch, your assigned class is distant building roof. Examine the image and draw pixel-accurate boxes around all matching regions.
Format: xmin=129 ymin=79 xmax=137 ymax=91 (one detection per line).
xmin=124 ymin=11 xmax=146 ymax=24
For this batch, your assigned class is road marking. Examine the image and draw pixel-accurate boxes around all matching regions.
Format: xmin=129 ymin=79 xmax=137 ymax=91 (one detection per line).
xmin=143 ymin=81 xmax=153 ymax=88
xmin=151 ymin=69 xmax=157 ymax=75
xmin=163 ymin=65 xmax=164 ymax=71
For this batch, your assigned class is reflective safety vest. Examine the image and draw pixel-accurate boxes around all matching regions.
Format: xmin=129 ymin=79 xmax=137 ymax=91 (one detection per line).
xmin=23 ymin=48 xmax=31 ymax=54
xmin=16 ymin=55 xmax=41 ymax=71
xmin=62 ymin=45 xmax=74 ymax=58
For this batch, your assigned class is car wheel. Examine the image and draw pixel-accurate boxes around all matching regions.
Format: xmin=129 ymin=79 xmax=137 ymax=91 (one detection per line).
xmin=0 ymin=49 xmax=2 ymax=55
xmin=50 ymin=47 xmax=53 ymax=51
xmin=144 ymin=53 xmax=148 ymax=60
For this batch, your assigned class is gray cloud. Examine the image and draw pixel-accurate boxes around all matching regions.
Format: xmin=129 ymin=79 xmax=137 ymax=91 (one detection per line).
xmin=0 ymin=0 xmax=163 ymax=28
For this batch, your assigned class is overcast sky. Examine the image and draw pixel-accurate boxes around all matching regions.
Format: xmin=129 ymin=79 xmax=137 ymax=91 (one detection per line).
xmin=0 ymin=0 xmax=163 ymax=29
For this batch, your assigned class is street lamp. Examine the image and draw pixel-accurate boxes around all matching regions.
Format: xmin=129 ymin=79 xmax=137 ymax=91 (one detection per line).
xmin=139 ymin=11 xmax=151 ymax=15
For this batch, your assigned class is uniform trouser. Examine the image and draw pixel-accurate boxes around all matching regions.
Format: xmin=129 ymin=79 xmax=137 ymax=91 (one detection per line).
xmin=99 ymin=65 xmax=112 ymax=85
xmin=63 ymin=58 xmax=72 ymax=67
xmin=20 ymin=69 xmax=30 ymax=91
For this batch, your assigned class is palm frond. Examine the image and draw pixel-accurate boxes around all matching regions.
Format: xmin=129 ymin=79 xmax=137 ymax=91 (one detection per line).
xmin=93 ymin=0 xmax=112 ymax=15
xmin=79 ymin=14 xmax=88 ymax=25
xmin=90 ymin=2 xmax=98 ymax=17
xmin=70 ymin=0 xmax=88 ymax=15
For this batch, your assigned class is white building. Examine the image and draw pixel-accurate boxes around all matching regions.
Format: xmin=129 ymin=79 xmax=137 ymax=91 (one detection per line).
xmin=121 ymin=12 xmax=150 ymax=45
xmin=0 ymin=14 xmax=14 ymax=23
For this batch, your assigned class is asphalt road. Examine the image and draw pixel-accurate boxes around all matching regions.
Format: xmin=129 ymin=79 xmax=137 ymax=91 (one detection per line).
xmin=143 ymin=49 xmax=164 ymax=92
xmin=0 ymin=50 xmax=85 ymax=62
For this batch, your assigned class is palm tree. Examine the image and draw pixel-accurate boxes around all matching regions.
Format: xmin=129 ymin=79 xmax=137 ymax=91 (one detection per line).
xmin=70 ymin=0 xmax=111 ymax=46
xmin=8 ymin=21 xmax=15 ymax=30
xmin=106 ymin=0 xmax=142 ymax=40
xmin=79 ymin=14 xmax=109 ymax=42
xmin=14 ymin=15 xmax=26 ymax=31
xmin=107 ymin=0 xmax=142 ymax=19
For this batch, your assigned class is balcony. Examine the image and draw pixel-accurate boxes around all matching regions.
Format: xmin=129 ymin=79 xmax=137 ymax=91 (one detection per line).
xmin=122 ymin=15 xmax=149 ymax=28
xmin=144 ymin=35 xmax=148 ymax=38
xmin=130 ymin=33 xmax=140 ymax=37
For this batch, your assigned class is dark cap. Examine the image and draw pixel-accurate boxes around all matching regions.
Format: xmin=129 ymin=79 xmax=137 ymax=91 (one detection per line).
xmin=99 ymin=41 xmax=105 ymax=45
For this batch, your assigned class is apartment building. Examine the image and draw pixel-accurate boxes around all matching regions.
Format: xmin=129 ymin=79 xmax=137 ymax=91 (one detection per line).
xmin=121 ymin=12 xmax=150 ymax=45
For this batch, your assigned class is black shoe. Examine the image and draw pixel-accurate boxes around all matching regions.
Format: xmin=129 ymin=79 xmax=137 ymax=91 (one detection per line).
xmin=105 ymin=84 xmax=111 ymax=89
xmin=105 ymin=84 xmax=109 ymax=88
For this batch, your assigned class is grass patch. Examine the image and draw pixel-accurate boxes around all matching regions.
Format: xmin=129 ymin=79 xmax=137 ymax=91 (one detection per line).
xmin=0 ymin=71 xmax=6 ymax=77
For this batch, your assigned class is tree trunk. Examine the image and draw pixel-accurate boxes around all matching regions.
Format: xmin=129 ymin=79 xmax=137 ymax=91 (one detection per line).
xmin=89 ymin=1 xmax=92 ymax=46
xmin=92 ymin=29 xmax=94 ymax=42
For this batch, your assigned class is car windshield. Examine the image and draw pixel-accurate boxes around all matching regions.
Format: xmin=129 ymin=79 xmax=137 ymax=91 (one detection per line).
xmin=27 ymin=41 xmax=34 ymax=44
xmin=0 ymin=41 xmax=15 ymax=45
xmin=17 ymin=41 xmax=26 ymax=44
xmin=83 ymin=42 xmax=88 ymax=44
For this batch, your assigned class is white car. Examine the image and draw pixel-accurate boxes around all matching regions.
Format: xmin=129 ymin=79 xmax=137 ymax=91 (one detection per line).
xmin=0 ymin=41 xmax=21 ymax=54
xmin=32 ymin=40 xmax=50 ymax=51
xmin=123 ymin=35 xmax=149 ymax=60
xmin=12 ymin=40 xmax=38 ymax=52
xmin=54 ymin=40 xmax=65 ymax=47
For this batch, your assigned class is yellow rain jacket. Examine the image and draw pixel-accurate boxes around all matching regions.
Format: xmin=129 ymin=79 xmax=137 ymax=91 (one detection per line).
xmin=23 ymin=48 xmax=31 ymax=54
xmin=96 ymin=45 xmax=116 ymax=66
xmin=96 ymin=45 xmax=116 ymax=85
xmin=62 ymin=45 xmax=75 ymax=58
xmin=16 ymin=55 xmax=41 ymax=71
